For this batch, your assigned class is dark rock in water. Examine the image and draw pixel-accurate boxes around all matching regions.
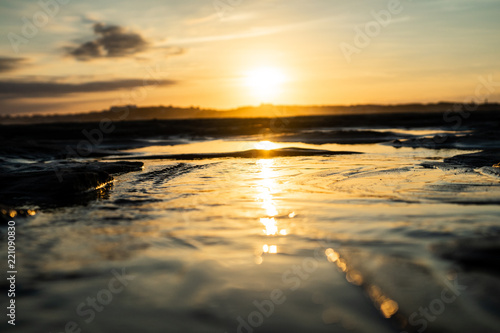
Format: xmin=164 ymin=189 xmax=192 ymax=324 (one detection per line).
xmin=272 ymin=130 xmax=413 ymax=145
xmin=386 ymin=129 xmax=500 ymax=150
xmin=86 ymin=161 xmax=144 ymax=175
xmin=444 ymin=150 xmax=500 ymax=168
xmin=392 ymin=139 xmax=402 ymax=147
xmin=136 ymin=163 xmax=209 ymax=185
xmin=0 ymin=161 xmax=143 ymax=208
xmin=110 ymin=147 xmax=361 ymax=161
xmin=387 ymin=134 xmax=463 ymax=149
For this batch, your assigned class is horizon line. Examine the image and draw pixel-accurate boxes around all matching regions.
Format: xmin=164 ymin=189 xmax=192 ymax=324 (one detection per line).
xmin=2 ymin=100 xmax=498 ymax=119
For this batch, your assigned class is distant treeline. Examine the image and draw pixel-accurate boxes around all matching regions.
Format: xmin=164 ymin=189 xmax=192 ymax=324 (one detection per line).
xmin=1 ymin=102 xmax=499 ymax=125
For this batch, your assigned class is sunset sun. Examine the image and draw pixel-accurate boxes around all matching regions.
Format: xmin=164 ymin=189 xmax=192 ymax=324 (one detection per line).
xmin=245 ymin=67 xmax=286 ymax=102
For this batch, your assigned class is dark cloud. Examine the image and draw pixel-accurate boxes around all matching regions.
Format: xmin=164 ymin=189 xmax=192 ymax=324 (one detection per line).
xmin=67 ymin=23 xmax=149 ymax=61
xmin=0 ymin=57 xmax=26 ymax=73
xmin=69 ymin=41 xmax=101 ymax=59
xmin=0 ymin=79 xmax=176 ymax=99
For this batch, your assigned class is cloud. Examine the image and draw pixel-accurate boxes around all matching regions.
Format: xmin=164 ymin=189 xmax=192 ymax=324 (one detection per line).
xmin=162 ymin=16 xmax=337 ymax=45
xmin=0 ymin=78 xmax=176 ymax=99
xmin=67 ymin=23 xmax=150 ymax=61
xmin=0 ymin=57 xmax=27 ymax=73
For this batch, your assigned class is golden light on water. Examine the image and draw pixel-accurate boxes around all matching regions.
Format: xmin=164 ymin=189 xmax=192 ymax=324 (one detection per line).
xmin=325 ymin=248 xmax=399 ymax=319
xmin=256 ymin=159 xmax=279 ymax=219
xmin=368 ymin=285 xmax=400 ymax=318
xmin=257 ymin=159 xmax=287 ymax=237
xmin=261 ymin=217 xmax=279 ymax=235
xmin=325 ymin=248 xmax=340 ymax=263
xmin=255 ymin=159 xmax=290 ymax=261
xmin=380 ymin=299 xmax=399 ymax=318
xmin=262 ymin=244 xmax=278 ymax=254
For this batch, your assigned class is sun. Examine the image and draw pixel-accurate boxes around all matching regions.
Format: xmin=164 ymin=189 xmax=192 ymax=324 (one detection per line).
xmin=245 ymin=67 xmax=286 ymax=102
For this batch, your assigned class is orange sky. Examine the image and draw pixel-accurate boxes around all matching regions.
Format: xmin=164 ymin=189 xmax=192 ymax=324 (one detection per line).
xmin=1 ymin=0 xmax=499 ymax=115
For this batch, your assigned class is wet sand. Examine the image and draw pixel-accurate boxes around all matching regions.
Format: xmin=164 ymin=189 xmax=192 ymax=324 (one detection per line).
xmin=1 ymin=110 xmax=500 ymax=333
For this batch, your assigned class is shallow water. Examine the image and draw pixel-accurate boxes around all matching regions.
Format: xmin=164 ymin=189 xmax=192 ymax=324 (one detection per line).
xmin=2 ymin=138 xmax=500 ymax=333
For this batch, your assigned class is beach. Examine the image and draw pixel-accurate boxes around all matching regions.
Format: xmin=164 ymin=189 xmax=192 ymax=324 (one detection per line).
xmin=1 ymin=110 xmax=500 ymax=332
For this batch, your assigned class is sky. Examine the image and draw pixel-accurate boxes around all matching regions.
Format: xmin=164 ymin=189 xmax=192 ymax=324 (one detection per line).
xmin=0 ymin=0 xmax=499 ymax=115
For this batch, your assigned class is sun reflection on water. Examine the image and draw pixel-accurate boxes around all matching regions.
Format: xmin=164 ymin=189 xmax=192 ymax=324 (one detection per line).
xmin=260 ymin=217 xmax=279 ymax=235
xmin=262 ymin=244 xmax=278 ymax=254
xmin=255 ymin=158 xmax=290 ymax=260
xmin=256 ymin=159 xmax=283 ymax=233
